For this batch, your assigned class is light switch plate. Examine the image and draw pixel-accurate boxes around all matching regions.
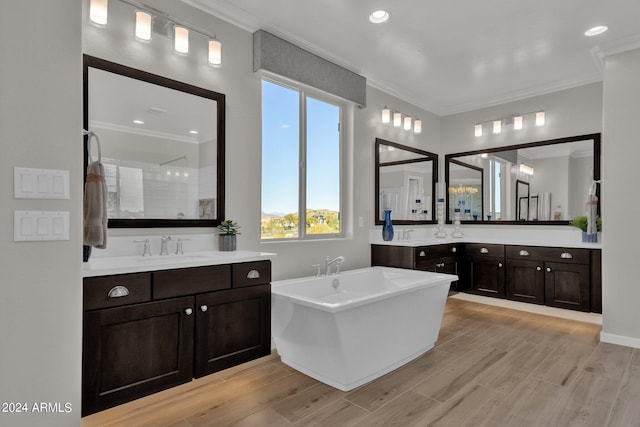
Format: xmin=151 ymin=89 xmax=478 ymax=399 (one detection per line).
xmin=14 ymin=167 xmax=70 ymax=199
xmin=14 ymin=211 xmax=70 ymax=241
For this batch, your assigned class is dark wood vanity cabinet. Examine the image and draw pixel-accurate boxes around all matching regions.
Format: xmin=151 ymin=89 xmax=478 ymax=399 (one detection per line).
xmin=465 ymin=244 xmax=506 ymax=298
xmin=82 ymin=260 xmax=271 ymax=416
xmin=506 ymin=246 xmax=591 ymax=311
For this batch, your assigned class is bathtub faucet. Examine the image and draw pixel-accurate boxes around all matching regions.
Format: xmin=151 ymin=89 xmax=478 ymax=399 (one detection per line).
xmin=325 ymin=256 xmax=345 ymax=275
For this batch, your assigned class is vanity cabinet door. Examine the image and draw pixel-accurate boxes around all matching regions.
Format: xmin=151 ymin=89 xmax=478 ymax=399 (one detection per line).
xmin=371 ymin=244 xmax=414 ymax=269
xmin=82 ymin=296 xmax=195 ymax=416
xmin=506 ymin=259 xmax=545 ymax=304
xmin=194 ymin=285 xmax=271 ymax=377
xmin=544 ymin=262 xmax=590 ymax=311
xmin=467 ymin=255 xmax=505 ymax=298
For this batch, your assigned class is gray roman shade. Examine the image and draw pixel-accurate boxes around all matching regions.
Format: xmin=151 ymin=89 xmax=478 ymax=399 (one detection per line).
xmin=253 ymin=29 xmax=366 ymax=107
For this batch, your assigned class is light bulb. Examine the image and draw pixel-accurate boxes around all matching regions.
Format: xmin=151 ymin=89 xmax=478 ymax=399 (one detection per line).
xmin=89 ymin=0 xmax=108 ymax=26
xmin=174 ymin=26 xmax=189 ymax=54
xmin=135 ymin=11 xmax=152 ymax=41
xmin=208 ymin=40 xmax=222 ymax=66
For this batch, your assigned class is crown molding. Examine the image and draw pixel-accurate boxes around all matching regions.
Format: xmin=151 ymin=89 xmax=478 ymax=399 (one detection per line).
xmin=89 ymin=120 xmax=202 ymax=144
xmin=180 ymin=0 xmax=260 ymax=32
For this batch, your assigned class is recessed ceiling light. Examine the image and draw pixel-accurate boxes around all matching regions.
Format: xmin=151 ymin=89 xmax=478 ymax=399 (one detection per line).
xmin=585 ymin=26 xmax=608 ymax=36
xmin=369 ymin=10 xmax=389 ymax=24
xmin=189 ymin=130 xmax=199 ymax=135
xmin=133 ymin=119 xmax=144 ymax=124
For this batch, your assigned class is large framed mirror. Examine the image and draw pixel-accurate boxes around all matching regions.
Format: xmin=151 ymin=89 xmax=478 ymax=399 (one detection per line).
xmin=375 ymin=138 xmax=438 ymax=225
xmin=445 ymin=133 xmax=601 ymax=224
xmin=83 ymin=55 xmax=225 ymax=228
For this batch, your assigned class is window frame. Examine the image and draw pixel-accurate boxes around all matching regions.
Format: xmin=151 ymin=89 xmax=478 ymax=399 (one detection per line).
xmin=261 ymin=76 xmax=346 ymax=241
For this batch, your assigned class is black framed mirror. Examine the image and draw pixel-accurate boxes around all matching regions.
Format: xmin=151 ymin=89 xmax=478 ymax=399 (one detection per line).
xmin=444 ymin=133 xmax=601 ymax=224
xmin=375 ymin=138 xmax=438 ymax=225
xmin=83 ymin=55 xmax=225 ymax=228
xmin=448 ymin=159 xmax=484 ymax=221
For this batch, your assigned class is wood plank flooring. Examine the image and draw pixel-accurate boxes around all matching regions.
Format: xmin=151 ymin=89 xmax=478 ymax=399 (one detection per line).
xmin=81 ymin=298 xmax=639 ymax=427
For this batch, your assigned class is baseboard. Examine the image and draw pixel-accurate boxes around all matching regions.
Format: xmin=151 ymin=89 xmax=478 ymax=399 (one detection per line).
xmin=600 ymin=331 xmax=640 ymax=349
xmin=449 ymin=292 xmax=602 ymax=325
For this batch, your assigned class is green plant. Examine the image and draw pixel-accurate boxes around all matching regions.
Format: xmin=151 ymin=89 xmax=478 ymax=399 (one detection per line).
xmin=570 ymin=215 xmax=602 ymax=232
xmin=217 ymin=220 xmax=241 ymax=236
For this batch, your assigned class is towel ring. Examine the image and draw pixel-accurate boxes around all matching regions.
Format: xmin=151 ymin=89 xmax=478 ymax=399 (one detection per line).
xmin=84 ymin=130 xmax=102 ymax=162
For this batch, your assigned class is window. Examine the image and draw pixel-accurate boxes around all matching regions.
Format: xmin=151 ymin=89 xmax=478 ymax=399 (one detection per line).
xmin=261 ymin=79 xmax=342 ymax=240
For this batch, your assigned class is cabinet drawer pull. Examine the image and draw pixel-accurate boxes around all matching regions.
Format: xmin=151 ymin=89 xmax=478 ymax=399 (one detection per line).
xmin=536 ymin=266 xmax=542 ymax=271
xmin=200 ymin=305 xmax=208 ymax=312
xmin=451 ymin=247 xmax=457 ymax=253
xmin=185 ymin=308 xmax=193 ymax=315
xmin=437 ymin=262 xmax=445 ymax=268
xmin=419 ymin=251 xmax=427 ymax=257
xmin=246 ymin=269 xmax=261 ymax=279
xmin=560 ymin=252 xmax=573 ymax=259
xmin=107 ymin=285 xmax=130 ymax=298
xmin=519 ymin=250 xmax=530 ymax=256
xmin=546 ymin=267 xmax=552 ymax=273
xmin=498 ymin=262 xmax=503 ymax=268
xmin=480 ymin=248 xmax=489 ymax=254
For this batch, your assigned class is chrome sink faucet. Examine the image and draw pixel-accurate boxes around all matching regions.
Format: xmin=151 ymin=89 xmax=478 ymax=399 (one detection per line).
xmin=160 ymin=235 xmax=172 ymax=255
xmin=134 ymin=239 xmax=151 ymax=256
xmin=325 ymin=256 xmax=345 ymax=275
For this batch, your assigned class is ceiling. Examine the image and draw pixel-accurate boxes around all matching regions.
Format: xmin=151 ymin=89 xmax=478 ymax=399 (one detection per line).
xmin=184 ymin=0 xmax=640 ymax=115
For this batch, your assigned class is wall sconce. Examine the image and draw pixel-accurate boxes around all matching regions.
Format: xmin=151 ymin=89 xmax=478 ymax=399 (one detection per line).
xmin=381 ymin=107 xmax=423 ymax=134
xmin=135 ymin=11 xmax=152 ymax=41
xmin=91 ymin=0 xmax=223 ymax=66
xmin=90 ymin=0 xmax=109 ymax=26
xmin=519 ymin=164 xmax=534 ymax=175
xmin=474 ymin=110 xmax=545 ymax=137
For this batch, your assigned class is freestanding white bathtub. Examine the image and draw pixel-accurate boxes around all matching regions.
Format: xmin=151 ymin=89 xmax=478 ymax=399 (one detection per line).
xmin=271 ymin=266 xmax=457 ymax=391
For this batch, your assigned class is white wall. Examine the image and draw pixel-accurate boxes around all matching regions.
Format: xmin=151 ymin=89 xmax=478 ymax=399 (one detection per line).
xmin=83 ymin=1 xmax=441 ymax=281
xmin=601 ymin=47 xmax=640 ymax=347
xmin=0 ymin=1 xmax=82 ymax=426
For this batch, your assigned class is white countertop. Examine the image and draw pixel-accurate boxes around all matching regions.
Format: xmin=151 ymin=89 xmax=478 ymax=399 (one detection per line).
xmin=370 ymin=226 xmax=602 ymax=249
xmin=82 ymin=250 xmax=276 ymax=277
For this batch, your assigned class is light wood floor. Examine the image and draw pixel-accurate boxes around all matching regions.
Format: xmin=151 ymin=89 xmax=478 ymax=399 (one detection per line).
xmin=81 ymin=298 xmax=640 ymax=427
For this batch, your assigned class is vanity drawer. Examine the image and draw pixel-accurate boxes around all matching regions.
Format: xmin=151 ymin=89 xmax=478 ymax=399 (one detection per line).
xmin=153 ymin=265 xmax=231 ymax=299
xmin=430 ymin=244 xmax=461 ymax=258
xmin=84 ymin=273 xmax=151 ymax=311
xmin=233 ymin=261 xmax=271 ymax=288
xmin=465 ymin=243 xmax=504 ymax=258
xmin=506 ymin=246 xmax=589 ymax=264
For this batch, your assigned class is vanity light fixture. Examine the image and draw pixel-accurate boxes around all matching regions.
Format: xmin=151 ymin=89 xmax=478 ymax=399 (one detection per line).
xmin=135 ymin=10 xmax=152 ymax=41
xmin=174 ymin=26 xmax=189 ymax=54
xmin=381 ymin=107 xmax=391 ymax=124
xmin=474 ymin=110 xmax=545 ymax=137
xmin=519 ymin=163 xmax=534 ymax=176
xmin=403 ymin=116 xmax=412 ymax=131
xmin=393 ymin=112 xmax=402 ymax=127
xmin=92 ymin=0 xmax=223 ymax=66
xmin=381 ymin=107 xmax=424 ymax=134
xmin=90 ymin=0 xmax=109 ymax=26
